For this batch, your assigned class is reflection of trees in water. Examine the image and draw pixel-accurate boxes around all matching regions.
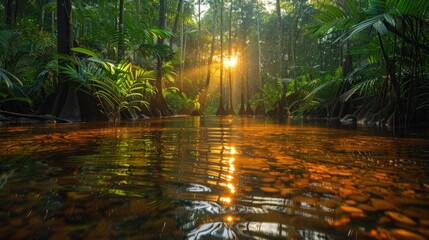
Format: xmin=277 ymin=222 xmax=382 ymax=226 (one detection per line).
xmin=174 ymin=119 xmax=353 ymax=240
xmin=176 ymin=119 xmax=300 ymax=240
xmin=188 ymin=222 xmax=236 ymax=240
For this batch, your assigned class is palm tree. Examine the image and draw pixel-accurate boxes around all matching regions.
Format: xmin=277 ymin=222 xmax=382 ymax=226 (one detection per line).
xmin=312 ymin=0 xmax=429 ymax=131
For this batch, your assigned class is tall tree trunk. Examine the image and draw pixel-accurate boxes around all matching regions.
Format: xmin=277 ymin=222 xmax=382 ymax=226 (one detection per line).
xmin=238 ymin=49 xmax=245 ymax=116
xmin=182 ymin=25 xmax=188 ymax=91
xmin=57 ymin=0 xmax=72 ymax=56
xmin=4 ymin=0 xmax=14 ymax=28
xmin=151 ymin=0 xmax=172 ymax=117
xmin=290 ymin=0 xmax=303 ymax=91
xmin=198 ymin=9 xmax=217 ymax=112
xmin=169 ymin=0 xmax=184 ymax=48
xmin=48 ymin=0 xmax=81 ymax=121
xmin=134 ymin=0 xmax=140 ymax=14
xmin=51 ymin=10 xmax=55 ymax=34
xmin=276 ymin=0 xmax=283 ymax=78
xmin=245 ymin=65 xmax=254 ymax=115
xmin=227 ymin=2 xmax=234 ymax=115
xmin=216 ymin=0 xmax=226 ymax=115
xmin=255 ymin=12 xmax=266 ymax=116
xmin=238 ymin=0 xmax=246 ymax=115
xmin=118 ymin=0 xmax=125 ymax=60
xmin=197 ymin=0 xmax=201 ymax=86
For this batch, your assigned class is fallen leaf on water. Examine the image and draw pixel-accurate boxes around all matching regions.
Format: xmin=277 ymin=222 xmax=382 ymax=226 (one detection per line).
xmin=260 ymin=187 xmax=280 ymax=193
xmin=345 ymin=200 xmax=357 ymax=206
xmin=385 ymin=211 xmax=416 ymax=225
xmin=351 ymin=212 xmax=366 ymax=218
xmin=280 ymin=188 xmax=296 ymax=196
xmin=339 ymin=188 xmax=355 ymax=198
xmin=348 ymin=194 xmax=368 ymax=202
xmin=262 ymin=178 xmax=276 ymax=183
xmin=357 ymin=204 xmax=376 ymax=212
xmin=390 ymin=229 xmax=425 ymax=240
xmin=327 ymin=216 xmax=350 ymax=227
xmin=269 ymin=171 xmax=281 ymax=176
xmin=378 ymin=216 xmax=391 ymax=224
xmin=279 ymin=176 xmax=293 ymax=182
xmin=371 ymin=198 xmax=397 ymax=211
xmin=340 ymin=205 xmax=364 ymax=214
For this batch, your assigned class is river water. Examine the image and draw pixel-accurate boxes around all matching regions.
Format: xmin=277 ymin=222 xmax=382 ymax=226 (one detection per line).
xmin=0 ymin=116 xmax=428 ymax=239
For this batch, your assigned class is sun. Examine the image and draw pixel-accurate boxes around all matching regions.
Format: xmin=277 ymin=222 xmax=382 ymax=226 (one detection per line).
xmin=224 ymin=55 xmax=238 ymax=68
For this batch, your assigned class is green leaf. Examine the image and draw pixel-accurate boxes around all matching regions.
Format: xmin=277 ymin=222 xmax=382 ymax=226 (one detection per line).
xmin=346 ymin=0 xmax=360 ymax=17
xmin=72 ymin=47 xmax=99 ymax=58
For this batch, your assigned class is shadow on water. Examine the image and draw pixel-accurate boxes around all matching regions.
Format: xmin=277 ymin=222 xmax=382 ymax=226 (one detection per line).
xmin=0 ymin=116 xmax=428 ymax=239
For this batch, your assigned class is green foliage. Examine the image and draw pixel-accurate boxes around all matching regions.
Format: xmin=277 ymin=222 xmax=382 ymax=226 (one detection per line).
xmin=56 ymin=48 xmax=156 ymax=121
xmin=0 ymin=67 xmax=31 ymax=105
xmin=0 ymin=30 xmax=32 ymax=105
xmin=310 ymin=0 xmax=429 ymax=124
xmin=164 ymin=87 xmax=195 ymax=114
xmin=250 ymin=73 xmax=282 ymax=111
xmin=288 ymin=67 xmax=341 ymax=116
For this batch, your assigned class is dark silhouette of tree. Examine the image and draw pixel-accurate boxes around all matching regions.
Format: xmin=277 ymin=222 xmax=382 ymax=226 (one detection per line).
xmin=118 ymin=0 xmax=125 ymax=60
xmin=216 ymin=0 xmax=227 ymax=116
xmin=227 ymin=1 xmax=235 ymax=115
xmin=4 ymin=0 xmax=14 ymax=28
xmin=196 ymin=7 xmax=217 ymax=115
xmin=150 ymin=0 xmax=173 ymax=117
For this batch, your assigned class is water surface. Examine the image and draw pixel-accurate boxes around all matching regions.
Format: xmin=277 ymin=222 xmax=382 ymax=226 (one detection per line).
xmin=0 ymin=117 xmax=428 ymax=239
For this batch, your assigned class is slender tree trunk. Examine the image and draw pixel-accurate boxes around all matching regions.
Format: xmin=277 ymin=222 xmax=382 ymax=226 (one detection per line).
xmin=238 ymin=49 xmax=245 ymax=116
xmin=245 ymin=66 xmax=254 ymax=115
xmin=227 ymin=2 xmax=234 ymax=115
xmin=169 ymin=0 xmax=184 ymax=48
xmin=291 ymin=0 xmax=303 ymax=91
xmin=198 ymin=9 xmax=217 ymax=112
xmin=52 ymin=0 xmax=81 ymax=121
xmin=39 ymin=0 xmax=45 ymax=32
xmin=4 ymin=0 xmax=14 ymax=28
xmin=238 ymin=0 xmax=246 ymax=115
xmin=51 ymin=10 xmax=55 ymax=34
xmin=180 ymin=20 xmax=184 ymax=91
xmin=276 ymin=0 xmax=282 ymax=77
xmin=255 ymin=15 xmax=265 ymax=116
xmin=134 ymin=0 xmax=140 ymax=14
xmin=151 ymin=0 xmax=172 ymax=117
xmin=118 ymin=0 xmax=125 ymax=60
xmin=197 ymin=0 xmax=201 ymax=86
xmin=182 ymin=25 xmax=188 ymax=91
xmin=12 ymin=0 xmax=18 ymax=26
xmin=57 ymin=0 xmax=72 ymax=56
xmin=216 ymin=0 xmax=226 ymax=115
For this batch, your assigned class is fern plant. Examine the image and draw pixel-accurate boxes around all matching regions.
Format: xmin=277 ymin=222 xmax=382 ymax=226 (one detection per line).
xmin=56 ymin=48 xmax=155 ymax=121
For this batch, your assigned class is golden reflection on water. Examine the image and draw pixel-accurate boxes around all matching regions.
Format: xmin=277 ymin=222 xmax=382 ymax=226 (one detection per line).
xmin=0 ymin=117 xmax=428 ymax=239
